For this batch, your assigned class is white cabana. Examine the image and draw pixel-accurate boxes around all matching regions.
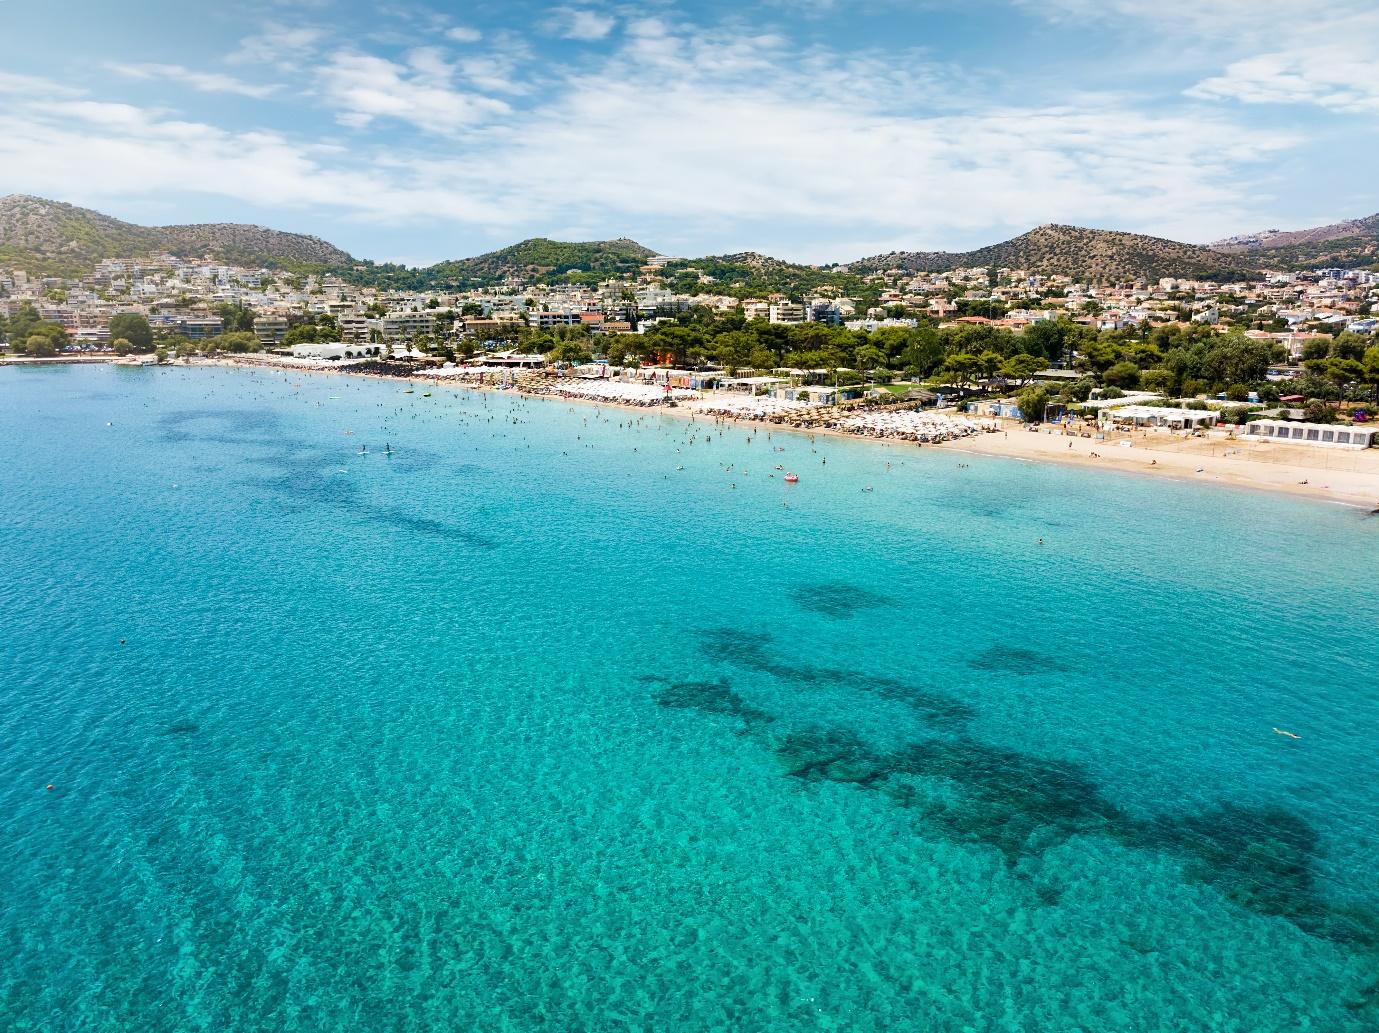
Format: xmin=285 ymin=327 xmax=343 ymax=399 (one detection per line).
xmin=1241 ymin=420 xmax=1378 ymax=449
xmin=1102 ymin=405 xmax=1218 ymax=430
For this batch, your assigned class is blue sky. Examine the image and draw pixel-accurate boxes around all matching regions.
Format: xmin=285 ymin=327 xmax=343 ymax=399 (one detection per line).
xmin=1 ymin=0 xmax=1375 ymax=265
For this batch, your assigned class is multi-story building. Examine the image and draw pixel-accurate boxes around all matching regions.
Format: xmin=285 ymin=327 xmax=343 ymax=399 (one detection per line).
xmin=254 ymin=317 xmax=289 ymax=346
xmin=768 ymin=302 xmax=806 ymax=324
xmin=377 ymin=311 xmax=436 ymax=342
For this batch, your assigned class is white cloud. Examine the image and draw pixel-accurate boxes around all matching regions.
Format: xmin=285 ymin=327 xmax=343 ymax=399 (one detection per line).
xmin=0 ymin=22 xmax=1305 ymax=260
xmin=228 ymin=23 xmax=327 ymax=65
xmin=0 ymin=79 xmax=505 ymax=227
xmin=1020 ymin=0 xmax=1365 ymax=35
xmin=0 ymin=71 xmax=82 ymax=97
xmin=549 ymin=7 xmax=616 ymax=41
xmin=318 ymin=51 xmax=511 ymax=133
xmin=445 ymin=26 xmax=483 ymax=43
xmin=1187 ymin=49 xmax=1379 ymax=113
xmin=1023 ymin=0 xmax=1379 ymax=115
xmin=106 ymin=63 xmax=280 ymax=99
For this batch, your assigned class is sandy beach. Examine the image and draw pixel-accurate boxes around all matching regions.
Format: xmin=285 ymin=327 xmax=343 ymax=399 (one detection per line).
xmin=176 ymin=356 xmax=1379 ymax=510
xmin=936 ymin=423 xmax=1379 ymax=509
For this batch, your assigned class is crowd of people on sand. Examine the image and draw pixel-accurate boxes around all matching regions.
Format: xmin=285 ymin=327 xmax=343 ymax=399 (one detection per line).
xmin=527 ymin=380 xmax=700 ymax=407
xmin=835 ymin=411 xmax=993 ymax=442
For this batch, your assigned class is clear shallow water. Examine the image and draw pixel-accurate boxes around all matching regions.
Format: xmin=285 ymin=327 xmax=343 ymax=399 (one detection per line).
xmin=2 ymin=364 xmax=1378 ymax=1032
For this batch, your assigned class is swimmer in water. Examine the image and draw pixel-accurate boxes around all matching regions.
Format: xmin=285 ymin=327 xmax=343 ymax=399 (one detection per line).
xmin=1272 ymin=728 xmax=1301 ymax=740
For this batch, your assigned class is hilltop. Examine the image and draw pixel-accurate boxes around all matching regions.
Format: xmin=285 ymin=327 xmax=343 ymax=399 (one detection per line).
xmin=852 ymin=224 xmax=1259 ymax=283
xmin=659 ymin=252 xmax=870 ymax=299
xmin=344 ymin=237 xmax=660 ymax=291
xmin=9 ymin=195 xmax=1376 ymax=290
xmin=426 ymin=237 xmax=657 ymax=287
xmin=1211 ymin=214 xmax=1379 ymax=270
xmin=0 ymin=195 xmax=355 ymax=277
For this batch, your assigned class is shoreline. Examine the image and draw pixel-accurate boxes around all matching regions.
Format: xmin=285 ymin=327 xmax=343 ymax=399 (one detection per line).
xmin=27 ymin=354 xmax=1379 ymax=511
xmin=930 ymin=424 xmax=1379 ymax=510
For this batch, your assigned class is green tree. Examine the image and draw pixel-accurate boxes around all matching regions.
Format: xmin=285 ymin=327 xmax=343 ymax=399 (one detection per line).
xmin=1140 ymin=368 xmax=1175 ymax=397
xmin=1300 ymin=339 xmax=1330 ymax=362
xmin=26 ymin=334 xmax=57 ymax=357
xmin=855 ymin=344 xmax=888 ymax=374
xmin=1000 ymin=353 xmax=1045 ymax=387
xmin=210 ymin=331 xmax=259 ymax=353
xmin=112 ymin=337 xmax=133 ymax=356
xmin=215 ymin=303 xmax=255 ymax=333
xmin=976 ymin=349 xmax=1005 ymax=380
xmin=154 ymin=346 xmax=169 ymax=364
xmin=1103 ymin=361 xmax=1141 ymax=389
xmin=1016 ymin=385 xmax=1051 ymax=424
xmin=109 ymin=313 xmax=154 ymax=351
xmin=939 ymin=352 xmax=978 ymax=387
xmin=547 ymin=339 xmax=592 ymax=365
xmin=283 ymin=324 xmax=321 ymax=346
xmin=1363 ymin=346 xmax=1379 ymax=401
xmin=604 ymin=337 xmax=632 ymax=367
xmin=1325 ymin=357 xmax=1366 ymax=398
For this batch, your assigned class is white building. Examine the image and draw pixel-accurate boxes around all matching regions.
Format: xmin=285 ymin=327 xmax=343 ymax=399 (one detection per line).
xmin=1101 ymin=406 xmax=1218 ymax=430
xmin=290 ymin=342 xmax=383 ymax=360
xmin=1241 ymin=420 xmax=1378 ymax=449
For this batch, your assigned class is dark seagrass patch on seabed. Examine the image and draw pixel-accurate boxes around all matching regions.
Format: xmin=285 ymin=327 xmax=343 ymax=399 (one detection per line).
xmin=966 ymin=644 xmax=1070 ymax=676
xmin=159 ymin=408 xmax=282 ymax=446
xmin=646 ymin=675 xmax=775 ymax=731
xmin=763 ymin=723 xmax=1379 ymax=951
xmin=700 ymin=628 xmax=974 ymax=730
xmin=657 ymin=654 xmax=1379 ymax=968
xmin=790 ymin=582 xmax=896 ymax=620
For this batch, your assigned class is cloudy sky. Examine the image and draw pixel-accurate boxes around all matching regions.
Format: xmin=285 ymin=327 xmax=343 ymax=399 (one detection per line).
xmin=1 ymin=0 xmax=1375 ymax=265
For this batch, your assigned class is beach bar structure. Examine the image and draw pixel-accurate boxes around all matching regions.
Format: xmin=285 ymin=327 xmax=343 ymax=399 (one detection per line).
xmin=1101 ymin=405 xmax=1218 ymax=431
xmin=721 ymin=375 xmax=790 ymax=395
xmin=1241 ymin=420 xmax=1378 ymax=449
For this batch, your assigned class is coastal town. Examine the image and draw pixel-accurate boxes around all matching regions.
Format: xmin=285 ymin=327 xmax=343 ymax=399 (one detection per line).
xmin=4 ymin=248 xmax=1379 ymax=506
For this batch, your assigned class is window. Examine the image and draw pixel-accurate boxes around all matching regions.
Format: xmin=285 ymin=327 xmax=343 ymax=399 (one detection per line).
xmin=1337 ymin=432 xmax=1351 ymax=443
xmin=1306 ymin=429 xmax=1319 ymax=441
xmin=1323 ymin=431 xmax=1335 ymax=442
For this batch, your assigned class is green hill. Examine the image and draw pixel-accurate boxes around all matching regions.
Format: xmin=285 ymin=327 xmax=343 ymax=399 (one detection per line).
xmin=854 ymin=224 xmax=1259 ymax=283
xmin=661 ymin=253 xmax=872 ymax=299
xmin=0 ymin=194 xmax=355 ymax=277
xmin=341 ymin=237 xmax=659 ymax=290
xmin=1212 ymin=214 xmax=1379 ymax=270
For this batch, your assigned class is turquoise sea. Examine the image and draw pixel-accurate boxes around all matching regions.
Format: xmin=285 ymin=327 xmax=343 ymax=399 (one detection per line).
xmin=2 ymin=364 xmax=1378 ymax=1032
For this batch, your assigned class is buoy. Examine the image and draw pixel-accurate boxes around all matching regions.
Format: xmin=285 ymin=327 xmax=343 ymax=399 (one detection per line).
xmin=46 ymin=784 xmax=53 ymax=791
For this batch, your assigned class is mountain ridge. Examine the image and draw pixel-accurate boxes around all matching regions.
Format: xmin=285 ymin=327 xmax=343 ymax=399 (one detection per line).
xmin=0 ymin=195 xmax=354 ymax=277
xmin=1209 ymin=213 xmax=1379 ymax=270
xmin=6 ymin=194 xmax=1378 ymax=288
xmin=851 ymin=224 xmax=1260 ymax=283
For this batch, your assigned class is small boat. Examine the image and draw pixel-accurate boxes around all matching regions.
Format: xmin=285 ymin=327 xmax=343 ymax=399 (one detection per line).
xmin=422 ymin=392 xmax=432 ymax=398
xmin=784 ymin=472 xmax=799 ymax=484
